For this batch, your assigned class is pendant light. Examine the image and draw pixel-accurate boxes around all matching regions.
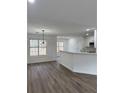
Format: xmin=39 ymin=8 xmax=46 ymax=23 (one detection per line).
xmin=42 ymin=30 xmax=45 ymax=44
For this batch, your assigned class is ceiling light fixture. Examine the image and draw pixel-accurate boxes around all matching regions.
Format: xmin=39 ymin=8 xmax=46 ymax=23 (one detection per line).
xmin=42 ymin=29 xmax=45 ymax=44
xmin=28 ymin=0 xmax=35 ymax=3
xmin=86 ymin=29 xmax=90 ymax=31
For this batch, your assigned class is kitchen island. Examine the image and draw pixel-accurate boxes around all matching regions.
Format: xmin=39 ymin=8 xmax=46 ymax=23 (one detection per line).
xmin=57 ymin=51 xmax=97 ymax=75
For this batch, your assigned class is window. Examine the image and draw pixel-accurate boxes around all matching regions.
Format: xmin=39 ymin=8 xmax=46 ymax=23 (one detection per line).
xmin=30 ymin=40 xmax=47 ymax=56
xmin=57 ymin=42 xmax=64 ymax=52
xmin=30 ymin=40 xmax=38 ymax=56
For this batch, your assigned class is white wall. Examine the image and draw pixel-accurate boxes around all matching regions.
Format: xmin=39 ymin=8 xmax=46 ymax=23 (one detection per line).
xmin=57 ymin=38 xmax=68 ymax=51
xmin=58 ymin=35 xmax=96 ymax=53
xmin=67 ymin=37 xmax=85 ymax=52
xmin=27 ymin=34 xmax=57 ymax=63
xmin=65 ymin=34 xmax=96 ymax=53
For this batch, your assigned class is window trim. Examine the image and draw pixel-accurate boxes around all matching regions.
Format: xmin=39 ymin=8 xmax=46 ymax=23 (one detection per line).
xmin=29 ymin=39 xmax=47 ymax=56
xmin=57 ymin=41 xmax=64 ymax=52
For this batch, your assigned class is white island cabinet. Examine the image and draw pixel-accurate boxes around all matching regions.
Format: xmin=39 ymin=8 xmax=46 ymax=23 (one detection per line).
xmin=57 ymin=51 xmax=97 ymax=75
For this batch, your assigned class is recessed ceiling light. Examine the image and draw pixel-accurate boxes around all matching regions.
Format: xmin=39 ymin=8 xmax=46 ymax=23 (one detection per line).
xmin=86 ymin=29 xmax=90 ymax=31
xmin=28 ymin=0 xmax=35 ymax=3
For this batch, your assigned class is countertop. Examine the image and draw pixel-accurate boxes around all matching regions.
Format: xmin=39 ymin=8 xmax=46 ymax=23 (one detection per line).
xmin=60 ymin=51 xmax=97 ymax=55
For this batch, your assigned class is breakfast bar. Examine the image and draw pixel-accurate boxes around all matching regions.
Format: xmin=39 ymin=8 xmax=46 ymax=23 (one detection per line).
xmin=57 ymin=51 xmax=97 ymax=75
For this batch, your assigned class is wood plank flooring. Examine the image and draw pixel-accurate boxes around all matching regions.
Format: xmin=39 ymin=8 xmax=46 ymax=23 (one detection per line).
xmin=27 ymin=62 xmax=97 ymax=93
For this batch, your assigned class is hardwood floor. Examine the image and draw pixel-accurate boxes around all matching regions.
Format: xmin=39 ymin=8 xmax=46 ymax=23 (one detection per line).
xmin=27 ymin=62 xmax=97 ymax=93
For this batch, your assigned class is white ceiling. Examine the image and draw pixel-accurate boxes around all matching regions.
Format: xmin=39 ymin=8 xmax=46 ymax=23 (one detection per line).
xmin=27 ymin=0 xmax=97 ymax=36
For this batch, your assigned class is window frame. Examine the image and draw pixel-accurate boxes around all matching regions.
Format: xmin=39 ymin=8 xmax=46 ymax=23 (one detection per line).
xmin=57 ymin=41 xmax=64 ymax=53
xmin=29 ymin=39 xmax=47 ymax=56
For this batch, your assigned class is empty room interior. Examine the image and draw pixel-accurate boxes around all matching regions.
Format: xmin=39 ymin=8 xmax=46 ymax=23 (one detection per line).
xmin=27 ymin=0 xmax=97 ymax=93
